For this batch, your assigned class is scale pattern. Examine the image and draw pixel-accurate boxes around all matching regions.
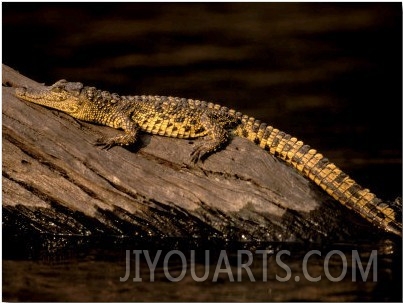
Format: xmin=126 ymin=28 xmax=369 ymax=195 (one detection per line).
xmin=15 ymin=79 xmax=402 ymax=237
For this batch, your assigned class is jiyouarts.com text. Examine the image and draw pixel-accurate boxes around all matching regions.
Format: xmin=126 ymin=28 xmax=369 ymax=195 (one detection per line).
xmin=119 ymin=249 xmax=377 ymax=283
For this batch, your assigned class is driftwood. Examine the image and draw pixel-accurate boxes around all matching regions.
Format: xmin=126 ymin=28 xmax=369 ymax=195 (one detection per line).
xmin=2 ymin=64 xmax=377 ymax=246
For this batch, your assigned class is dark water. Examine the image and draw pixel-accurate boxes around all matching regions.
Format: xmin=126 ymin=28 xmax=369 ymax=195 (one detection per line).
xmin=3 ymin=237 xmax=402 ymax=301
xmin=2 ymin=3 xmax=402 ymax=301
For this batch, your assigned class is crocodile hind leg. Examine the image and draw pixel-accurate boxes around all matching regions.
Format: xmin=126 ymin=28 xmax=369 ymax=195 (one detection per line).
xmin=190 ymin=111 xmax=230 ymax=163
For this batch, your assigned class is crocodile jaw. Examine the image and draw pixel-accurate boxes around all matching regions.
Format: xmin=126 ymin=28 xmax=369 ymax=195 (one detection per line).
xmin=15 ymin=80 xmax=83 ymax=115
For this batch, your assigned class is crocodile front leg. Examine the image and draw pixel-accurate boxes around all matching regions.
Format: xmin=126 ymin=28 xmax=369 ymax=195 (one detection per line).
xmin=95 ymin=117 xmax=140 ymax=150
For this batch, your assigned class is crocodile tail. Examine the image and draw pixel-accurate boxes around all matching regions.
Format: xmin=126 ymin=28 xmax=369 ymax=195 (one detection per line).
xmin=235 ymin=116 xmax=402 ymax=237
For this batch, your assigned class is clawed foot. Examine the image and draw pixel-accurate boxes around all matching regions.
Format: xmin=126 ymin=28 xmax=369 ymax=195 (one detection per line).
xmin=190 ymin=136 xmax=229 ymax=164
xmin=190 ymin=144 xmax=210 ymax=164
xmin=94 ymin=137 xmax=120 ymax=150
xmin=94 ymin=134 xmax=137 ymax=150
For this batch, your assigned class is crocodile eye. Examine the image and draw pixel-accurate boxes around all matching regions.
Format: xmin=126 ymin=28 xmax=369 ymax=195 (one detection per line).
xmin=53 ymin=79 xmax=68 ymax=86
xmin=51 ymin=87 xmax=63 ymax=93
xmin=65 ymin=82 xmax=83 ymax=97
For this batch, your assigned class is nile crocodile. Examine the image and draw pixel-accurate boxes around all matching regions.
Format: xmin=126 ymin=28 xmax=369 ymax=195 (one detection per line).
xmin=15 ymin=79 xmax=402 ymax=237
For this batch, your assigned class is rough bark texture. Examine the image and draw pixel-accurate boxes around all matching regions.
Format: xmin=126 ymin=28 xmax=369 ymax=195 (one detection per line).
xmin=2 ymin=64 xmax=378 ymax=244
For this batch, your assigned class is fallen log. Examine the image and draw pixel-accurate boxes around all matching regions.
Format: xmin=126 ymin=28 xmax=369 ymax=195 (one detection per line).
xmin=2 ymin=64 xmax=382 ymax=246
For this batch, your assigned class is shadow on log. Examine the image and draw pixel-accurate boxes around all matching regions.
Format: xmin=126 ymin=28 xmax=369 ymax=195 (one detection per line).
xmin=2 ymin=64 xmax=382 ymax=248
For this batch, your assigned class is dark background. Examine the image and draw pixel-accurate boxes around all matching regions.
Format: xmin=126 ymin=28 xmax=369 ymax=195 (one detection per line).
xmin=3 ymin=3 xmax=402 ymax=198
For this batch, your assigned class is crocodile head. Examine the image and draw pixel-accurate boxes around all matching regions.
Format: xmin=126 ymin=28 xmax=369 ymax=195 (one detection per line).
xmin=15 ymin=79 xmax=84 ymax=115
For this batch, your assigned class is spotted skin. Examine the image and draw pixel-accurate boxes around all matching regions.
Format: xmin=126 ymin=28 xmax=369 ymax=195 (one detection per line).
xmin=15 ymin=79 xmax=402 ymax=237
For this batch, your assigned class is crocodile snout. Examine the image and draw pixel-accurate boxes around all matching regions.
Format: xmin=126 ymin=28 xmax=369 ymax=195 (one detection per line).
xmin=15 ymin=87 xmax=27 ymax=97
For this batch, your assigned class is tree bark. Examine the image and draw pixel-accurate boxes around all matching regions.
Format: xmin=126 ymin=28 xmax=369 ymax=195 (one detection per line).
xmin=2 ymin=64 xmax=375 ymax=244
